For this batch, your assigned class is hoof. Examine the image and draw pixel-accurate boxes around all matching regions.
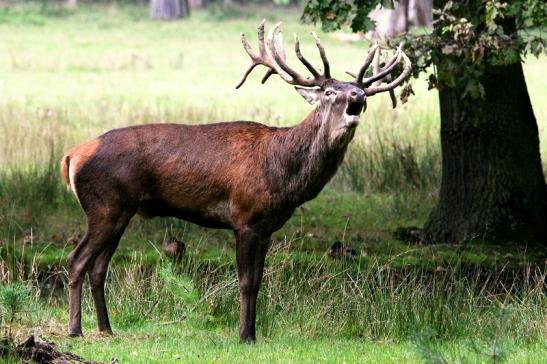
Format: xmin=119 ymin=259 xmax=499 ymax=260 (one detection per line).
xmin=68 ymin=331 xmax=83 ymax=338
xmin=99 ymin=329 xmax=114 ymax=336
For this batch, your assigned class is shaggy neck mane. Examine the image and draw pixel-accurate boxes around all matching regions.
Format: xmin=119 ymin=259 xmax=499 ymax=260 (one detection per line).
xmin=264 ymin=109 xmax=349 ymax=207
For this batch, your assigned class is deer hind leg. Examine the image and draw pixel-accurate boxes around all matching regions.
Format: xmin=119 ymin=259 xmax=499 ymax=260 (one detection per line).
xmin=67 ymin=208 xmax=134 ymax=337
xmin=235 ymin=228 xmax=271 ymax=343
xmin=87 ymin=219 xmax=129 ymax=334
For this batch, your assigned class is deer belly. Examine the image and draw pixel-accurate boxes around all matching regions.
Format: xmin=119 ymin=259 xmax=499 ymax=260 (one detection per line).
xmin=137 ymin=197 xmax=232 ymax=229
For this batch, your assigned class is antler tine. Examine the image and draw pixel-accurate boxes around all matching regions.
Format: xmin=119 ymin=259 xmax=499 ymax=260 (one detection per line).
xmin=256 ymin=20 xmax=280 ymax=84
xmin=365 ymin=50 xmax=412 ymax=96
xmin=384 ymin=74 xmax=397 ymax=108
xmin=256 ymin=19 xmax=267 ymax=58
xmin=345 ymin=71 xmax=357 ymax=78
xmin=294 ymin=33 xmax=320 ymax=78
xmin=371 ymin=47 xmax=381 ymax=86
xmin=382 ymin=53 xmax=398 ymax=108
xmin=361 ymin=47 xmax=402 ymax=87
xmin=235 ymin=32 xmax=260 ymax=89
xmin=266 ymin=24 xmax=291 ymax=78
xmin=263 ymin=22 xmax=294 ymax=83
xmin=273 ymin=26 xmax=287 ymax=62
xmin=236 ymin=20 xmax=293 ymax=89
xmin=355 ymin=43 xmax=379 ymax=84
xmin=237 ymin=21 xmax=333 ymax=89
xmin=348 ymin=61 xmax=399 ymax=108
xmin=311 ymin=32 xmax=331 ymax=79
xmin=389 ymin=89 xmax=397 ymax=108
xmin=261 ymin=69 xmax=275 ymax=84
xmin=267 ymin=23 xmax=320 ymax=87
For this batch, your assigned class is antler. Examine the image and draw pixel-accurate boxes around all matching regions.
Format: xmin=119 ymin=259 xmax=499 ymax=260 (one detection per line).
xmin=236 ymin=20 xmax=331 ymax=89
xmin=349 ymin=43 xmax=412 ymax=108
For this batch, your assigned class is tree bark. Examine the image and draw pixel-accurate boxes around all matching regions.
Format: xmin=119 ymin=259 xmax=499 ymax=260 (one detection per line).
xmin=150 ymin=0 xmax=190 ymax=20
xmin=424 ymin=61 xmax=547 ymax=244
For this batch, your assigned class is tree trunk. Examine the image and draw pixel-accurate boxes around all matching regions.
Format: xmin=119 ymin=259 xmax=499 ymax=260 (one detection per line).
xmin=424 ymin=61 xmax=547 ymax=244
xmin=189 ymin=0 xmax=212 ymax=8
xmin=150 ymin=0 xmax=190 ymax=20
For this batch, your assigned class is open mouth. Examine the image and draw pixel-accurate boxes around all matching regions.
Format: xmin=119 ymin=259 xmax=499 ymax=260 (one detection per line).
xmin=344 ymin=101 xmax=364 ymax=127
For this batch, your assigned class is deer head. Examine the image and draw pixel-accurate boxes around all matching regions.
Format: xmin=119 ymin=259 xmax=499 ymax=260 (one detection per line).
xmin=236 ymin=21 xmax=411 ymax=149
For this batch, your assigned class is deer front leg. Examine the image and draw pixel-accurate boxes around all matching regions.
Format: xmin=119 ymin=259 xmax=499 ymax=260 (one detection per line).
xmin=235 ymin=228 xmax=270 ymax=343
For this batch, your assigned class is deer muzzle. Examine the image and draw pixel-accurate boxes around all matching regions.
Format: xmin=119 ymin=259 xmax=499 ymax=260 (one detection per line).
xmin=344 ymin=91 xmax=365 ymax=127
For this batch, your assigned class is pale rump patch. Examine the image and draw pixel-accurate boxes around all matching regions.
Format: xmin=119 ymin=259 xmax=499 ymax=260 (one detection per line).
xmin=68 ymin=162 xmax=79 ymax=201
xmin=62 ymin=139 xmax=101 ymax=203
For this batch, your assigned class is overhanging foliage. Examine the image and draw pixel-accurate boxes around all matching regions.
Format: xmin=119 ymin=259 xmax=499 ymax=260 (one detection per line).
xmin=302 ymin=0 xmax=546 ymax=99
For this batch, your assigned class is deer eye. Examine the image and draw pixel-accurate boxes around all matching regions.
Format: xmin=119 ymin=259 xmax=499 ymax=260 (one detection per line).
xmin=325 ymin=90 xmax=335 ymax=97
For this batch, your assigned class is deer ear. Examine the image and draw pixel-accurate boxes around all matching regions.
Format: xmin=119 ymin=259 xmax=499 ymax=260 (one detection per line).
xmin=295 ymin=87 xmax=321 ymax=105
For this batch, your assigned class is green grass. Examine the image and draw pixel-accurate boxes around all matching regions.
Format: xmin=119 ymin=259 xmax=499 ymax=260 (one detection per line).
xmin=45 ymin=327 xmax=547 ymax=364
xmin=0 ymin=3 xmax=546 ymax=363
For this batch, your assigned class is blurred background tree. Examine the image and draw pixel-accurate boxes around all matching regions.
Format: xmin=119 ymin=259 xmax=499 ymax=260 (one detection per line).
xmin=66 ymin=0 xmax=77 ymax=9
xmin=148 ymin=0 xmax=298 ymax=20
xmin=303 ymin=0 xmax=547 ymax=245
xmin=150 ymin=0 xmax=190 ymax=19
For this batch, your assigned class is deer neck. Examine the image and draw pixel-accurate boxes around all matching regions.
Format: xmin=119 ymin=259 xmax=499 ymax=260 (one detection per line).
xmin=267 ymin=109 xmax=349 ymax=205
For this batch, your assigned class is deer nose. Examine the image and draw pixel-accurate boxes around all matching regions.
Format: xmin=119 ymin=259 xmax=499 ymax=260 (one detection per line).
xmin=349 ymin=89 xmax=365 ymax=103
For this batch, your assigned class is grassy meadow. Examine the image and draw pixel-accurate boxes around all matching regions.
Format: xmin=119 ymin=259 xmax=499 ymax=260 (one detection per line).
xmin=0 ymin=2 xmax=546 ymax=363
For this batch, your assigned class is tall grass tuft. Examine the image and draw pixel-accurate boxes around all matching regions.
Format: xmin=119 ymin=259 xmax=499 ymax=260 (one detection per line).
xmin=338 ymin=133 xmax=440 ymax=193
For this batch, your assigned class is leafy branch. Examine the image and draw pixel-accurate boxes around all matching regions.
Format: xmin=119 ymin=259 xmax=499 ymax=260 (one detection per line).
xmin=302 ymin=0 xmax=546 ymax=99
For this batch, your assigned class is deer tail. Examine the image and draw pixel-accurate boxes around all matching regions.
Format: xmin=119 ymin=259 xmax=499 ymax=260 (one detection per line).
xmin=60 ymin=154 xmax=71 ymax=191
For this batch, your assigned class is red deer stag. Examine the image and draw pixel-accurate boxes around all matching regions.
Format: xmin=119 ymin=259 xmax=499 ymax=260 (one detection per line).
xmin=60 ymin=21 xmax=411 ymax=342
